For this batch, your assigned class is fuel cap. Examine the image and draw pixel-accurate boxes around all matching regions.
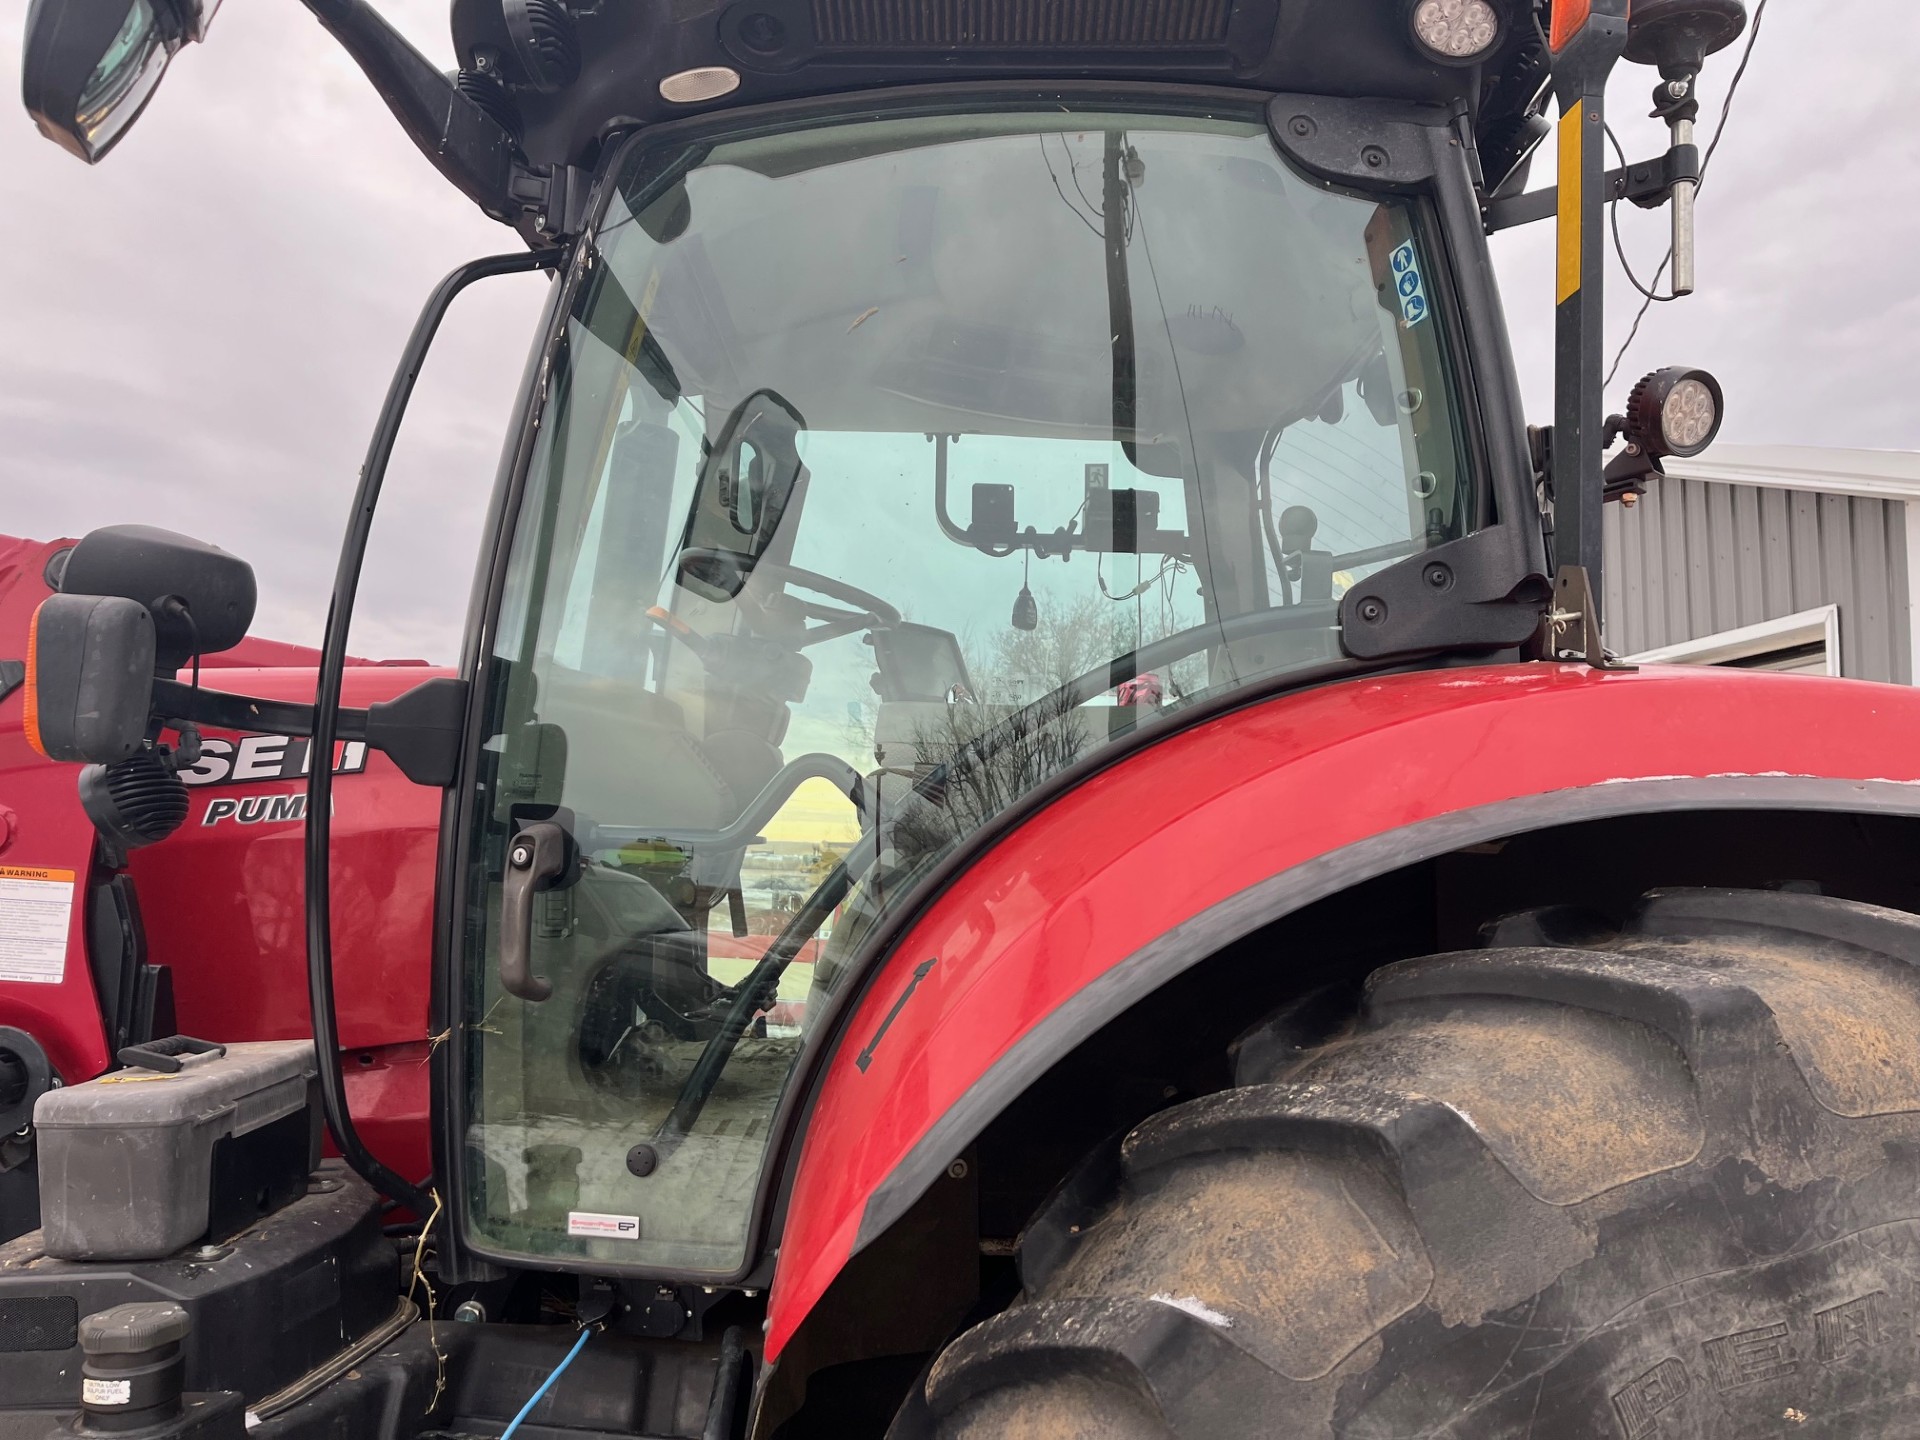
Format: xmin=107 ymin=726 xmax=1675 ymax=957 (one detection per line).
xmin=79 ymin=1302 xmax=191 ymax=1354
xmin=78 ymin=1302 xmax=190 ymax=1428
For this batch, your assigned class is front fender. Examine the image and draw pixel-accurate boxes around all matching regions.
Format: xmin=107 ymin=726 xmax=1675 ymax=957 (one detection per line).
xmin=766 ymin=661 xmax=1920 ymax=1357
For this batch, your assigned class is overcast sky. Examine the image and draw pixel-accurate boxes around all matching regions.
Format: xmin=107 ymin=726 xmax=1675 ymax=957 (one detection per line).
xmin=3 ymin=1 xmax=1916 ymax=662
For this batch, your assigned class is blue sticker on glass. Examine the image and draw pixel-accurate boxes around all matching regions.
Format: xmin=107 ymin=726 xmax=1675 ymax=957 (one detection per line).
xmin=1388 ymin=240 xmax=1429 ymax=327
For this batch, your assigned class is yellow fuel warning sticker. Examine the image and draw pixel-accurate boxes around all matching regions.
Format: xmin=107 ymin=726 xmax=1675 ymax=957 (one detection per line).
xmin=0 ymin=865 xmax=77 ymax=985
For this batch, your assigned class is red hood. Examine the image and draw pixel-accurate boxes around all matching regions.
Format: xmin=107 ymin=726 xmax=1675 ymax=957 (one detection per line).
xmin=0 ymin=530 xmax=428 ymax=670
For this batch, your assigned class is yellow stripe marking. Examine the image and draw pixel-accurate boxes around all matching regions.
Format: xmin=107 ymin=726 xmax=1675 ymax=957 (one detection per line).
xmin=1556 ymin=102 xmax=1584 ymax=305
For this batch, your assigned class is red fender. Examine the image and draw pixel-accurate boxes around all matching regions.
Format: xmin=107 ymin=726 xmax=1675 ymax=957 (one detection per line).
xmin=766 ymin=663 xmax=1920 ymax=1357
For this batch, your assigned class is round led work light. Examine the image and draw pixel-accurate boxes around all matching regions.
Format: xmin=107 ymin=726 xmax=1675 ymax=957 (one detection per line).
xmin=1626 ymin=367 xmax=1723 ymax=458
xmin=1408 ymin=0 xmax=1502 ymax=63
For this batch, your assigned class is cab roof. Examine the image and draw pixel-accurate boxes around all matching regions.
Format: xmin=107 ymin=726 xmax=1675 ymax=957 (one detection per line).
xmin=452 ymin=0 xmax=1549 ymax=183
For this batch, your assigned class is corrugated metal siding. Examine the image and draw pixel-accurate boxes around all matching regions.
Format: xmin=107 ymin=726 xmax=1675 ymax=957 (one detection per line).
xmin=1603 ymin=478 xmax=1912 ymax=683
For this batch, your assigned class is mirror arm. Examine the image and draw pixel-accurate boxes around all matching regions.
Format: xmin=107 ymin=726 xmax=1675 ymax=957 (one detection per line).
xmin=150 ymin=676 xmax=367 ymax=741
xmin=305 ymin=249 xmax=560 ymax=1219
xmin=929 ymin=434 xmax=977 ymax=549
xmin=149 ymin=677 xmax=470 ymax=790
xmin=1482 ymin=146 xmax=1699 ymax=233
xmin=298 ymin=0 xmax=553 ymax=231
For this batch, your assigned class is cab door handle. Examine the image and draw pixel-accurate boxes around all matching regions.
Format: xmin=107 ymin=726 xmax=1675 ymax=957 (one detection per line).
xmin=500 ymin=822 xmax=569 ymax=1001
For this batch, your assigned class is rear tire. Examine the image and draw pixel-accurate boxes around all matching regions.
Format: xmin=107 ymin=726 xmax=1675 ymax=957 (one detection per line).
xmin=912 ymin=889 xmax=1920 ymax=1438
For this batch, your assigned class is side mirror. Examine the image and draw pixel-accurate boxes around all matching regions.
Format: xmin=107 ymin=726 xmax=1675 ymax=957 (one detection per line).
xmin=25 ymin=594 xmax=156 ymax=763
xmin=21 ymin=0 xmax=219 ymax=163
xmin=676 ymin=390 xmax=806 ymax=601
xmin=55 ymin=524 xmax=256 ymax=669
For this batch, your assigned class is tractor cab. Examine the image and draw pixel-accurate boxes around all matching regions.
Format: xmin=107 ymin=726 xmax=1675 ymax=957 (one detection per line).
xmin=460 ymin=97 xmax=1478 ymax=1278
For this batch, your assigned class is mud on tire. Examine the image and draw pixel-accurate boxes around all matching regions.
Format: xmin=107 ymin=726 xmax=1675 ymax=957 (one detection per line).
xmin=911 ymin=889 xmax=1920 ymax=1438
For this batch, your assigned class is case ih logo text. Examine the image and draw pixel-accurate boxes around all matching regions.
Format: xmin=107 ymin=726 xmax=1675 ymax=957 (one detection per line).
xmin=201 ymin=793 xmax=332 ymax=827
xmin=179 ymin=735 xmax=368 ymax=788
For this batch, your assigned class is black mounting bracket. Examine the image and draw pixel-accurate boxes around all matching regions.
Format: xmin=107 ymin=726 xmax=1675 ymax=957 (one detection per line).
xmin=1268 ymin=93 xmax=1451 ymax=190
xmin=508 ymin=163 xmax=594 ymax=245
xmin=1338 ymin=526 xmax=1552 ymax=661
xmin=1542 ymin=564 xmax=1633 ymax=669
xmin=300 ymin=0 xmax=592 ymax=246
xmin=366 ymin=677 xmax=471 ymax=788
xmin=1602 ymin=442 xmax=1667 ymax=505
xmin=1483 ymin=143 xmax=1700 ymax=232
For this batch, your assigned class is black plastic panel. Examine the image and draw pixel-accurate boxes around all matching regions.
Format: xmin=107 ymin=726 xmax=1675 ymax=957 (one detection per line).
xmin=0 ymin=1164 xmax=393 ymax=1412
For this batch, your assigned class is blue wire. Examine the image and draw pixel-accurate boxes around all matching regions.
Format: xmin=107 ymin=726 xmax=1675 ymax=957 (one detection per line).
xmin=500 ymin=1326 xmax=593 ymax=1439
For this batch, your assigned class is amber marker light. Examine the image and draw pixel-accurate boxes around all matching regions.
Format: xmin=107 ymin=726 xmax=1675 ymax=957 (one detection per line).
xmin=1550 ymin=0 xmax=1594 ymax=51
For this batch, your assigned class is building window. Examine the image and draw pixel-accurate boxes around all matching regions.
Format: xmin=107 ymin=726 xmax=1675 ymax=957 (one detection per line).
xmin=1623 ymin=605 xmax=1841 ymax=676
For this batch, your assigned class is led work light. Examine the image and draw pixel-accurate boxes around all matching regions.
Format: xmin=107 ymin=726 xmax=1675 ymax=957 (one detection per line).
xmin=1625 ymin=367 xmax=1724 ymax=458
xmin=1408 ymin=0 xmax=1502 ymax=63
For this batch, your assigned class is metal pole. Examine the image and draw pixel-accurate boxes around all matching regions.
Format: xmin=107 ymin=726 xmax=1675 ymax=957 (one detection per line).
xmin=1547 ymin=1 xmax=1629 ymax=635
xmin=1668 ymin=115 xmax=1697 ymax=296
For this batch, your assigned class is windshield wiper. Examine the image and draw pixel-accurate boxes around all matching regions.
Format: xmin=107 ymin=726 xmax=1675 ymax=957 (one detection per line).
xmin=655 ymin=830 xmax=880 ymax=1146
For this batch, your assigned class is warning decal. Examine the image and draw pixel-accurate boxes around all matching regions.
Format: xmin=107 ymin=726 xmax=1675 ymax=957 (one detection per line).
xmin=567 ymin=1211 xmax=641 ymax=1240
xmin=0 ymin=866 xmax=76 ymax=985
xmin=1387 ymin=239 xmax=1430 ymax=327
xmin=82 ymin=1378 xmax=132 ymax=1406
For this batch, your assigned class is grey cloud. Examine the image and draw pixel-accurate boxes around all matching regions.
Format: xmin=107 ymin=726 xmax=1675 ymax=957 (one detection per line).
xmin=2 ymin=0 xmax=540 ymax=663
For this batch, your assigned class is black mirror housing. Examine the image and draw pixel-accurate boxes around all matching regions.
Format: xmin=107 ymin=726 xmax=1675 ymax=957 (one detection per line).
xmin=58 ymin=524 xmax=256 ymax=668
xmin=22 ymin=0 xmax=218 ymax=164
xmin=26 ymin=594 xmax=157 ymax=764
xmin=677 ymin=390 xmax=806 ymax=601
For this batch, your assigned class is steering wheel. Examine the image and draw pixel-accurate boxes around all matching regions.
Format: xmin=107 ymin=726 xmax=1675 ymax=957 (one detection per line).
xmin=931 ymin=601 xmax=1343 ymax=781
xmin=675 ymin=550 xmax=901 ymax=647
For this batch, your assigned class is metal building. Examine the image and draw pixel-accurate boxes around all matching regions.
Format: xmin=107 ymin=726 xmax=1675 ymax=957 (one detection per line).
xmin=1602 ymin=445 xmax=1920 ymax=683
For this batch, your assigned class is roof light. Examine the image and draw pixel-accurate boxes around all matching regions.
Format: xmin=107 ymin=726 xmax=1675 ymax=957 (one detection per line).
xmin=1625 ymin=367 xmax=1724 ymax=458
xmin=660 ymin=67 xmax=741 ymax=103
xmin=503 ymin=0 xmax=580 ymax=93
xmin=1410 ymin=0 xmax=1502 ymax=63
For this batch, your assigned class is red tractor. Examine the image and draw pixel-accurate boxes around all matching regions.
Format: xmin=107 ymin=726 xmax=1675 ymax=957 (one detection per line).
xmin=0 ymin=531 xmax=449 ymax=1207
xmin=9 ymin=1 xmax=1920 ymax=1436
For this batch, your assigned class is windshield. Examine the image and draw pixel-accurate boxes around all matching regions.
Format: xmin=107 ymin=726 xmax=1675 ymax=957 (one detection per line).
xmin=461 ymin=101 xmax=1473 ymax=1274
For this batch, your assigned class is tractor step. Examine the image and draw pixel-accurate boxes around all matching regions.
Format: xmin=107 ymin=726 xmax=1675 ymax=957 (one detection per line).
xmin=0 ymin=1164 xmax=394 ymax=1419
